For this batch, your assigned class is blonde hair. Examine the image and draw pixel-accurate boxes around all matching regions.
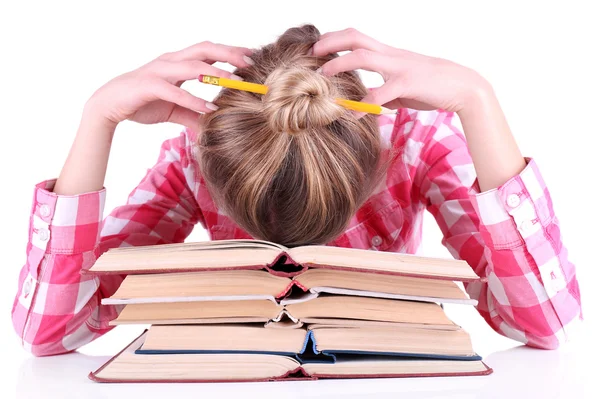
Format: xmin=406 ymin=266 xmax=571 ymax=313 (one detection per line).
xmin=198 ymin=24 xmax=396 ymax=247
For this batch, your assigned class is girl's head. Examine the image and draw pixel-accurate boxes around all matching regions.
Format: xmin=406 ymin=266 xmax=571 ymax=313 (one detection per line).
xmin=198 ymin=24 xmax=394 ymax=247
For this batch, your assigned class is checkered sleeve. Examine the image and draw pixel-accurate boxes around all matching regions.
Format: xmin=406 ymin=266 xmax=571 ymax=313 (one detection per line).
xmin=12 ymin=130 xmax=203 ymax=356
xmin=416 ymin=110 xmax=582 ymax=349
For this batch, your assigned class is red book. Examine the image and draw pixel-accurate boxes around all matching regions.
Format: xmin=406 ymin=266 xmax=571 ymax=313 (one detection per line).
xmin=90 ymin=329 xmax=492 ymax=383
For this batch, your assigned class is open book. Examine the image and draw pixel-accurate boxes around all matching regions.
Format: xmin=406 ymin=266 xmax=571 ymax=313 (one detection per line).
xmin=102 ymin=268 xmax=477 ymax=307
xmin=89 ymin=328 xmax=492 ymax=383
xmin=88 ymin=239 xmax=491 ymax=382
xmin=110 ymin=295 xmax=457 ymax=327
xmin=136 ymin=324 xmax=479 ymax=359
xmin=87 ymin=239 xmax=481 ymax=282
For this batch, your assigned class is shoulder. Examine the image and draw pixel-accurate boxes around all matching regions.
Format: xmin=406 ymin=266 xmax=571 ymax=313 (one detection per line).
xmin=380 ymin=108 xmax=462 ymax=149
xmin=376 ymin=108 xmax=471 ymax=194
xmin=152 ymin=126 xmax=204 ymax=194
xmin=380 ymin=108 xmax=468 ymax=167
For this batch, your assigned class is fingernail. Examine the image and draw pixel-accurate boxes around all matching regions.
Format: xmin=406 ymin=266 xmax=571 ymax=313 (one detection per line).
xmin=230 ymin=74 xmax=244 ymax=81
xmin=206 ymin=102 xmax=219 ymax=111
xmin=243 ymin=55 xmax=255 ymax=65
xmin=307 ymin=46 xmax=314 ymax=56
xmin=316 ymin=67 xmax=323 ymax=75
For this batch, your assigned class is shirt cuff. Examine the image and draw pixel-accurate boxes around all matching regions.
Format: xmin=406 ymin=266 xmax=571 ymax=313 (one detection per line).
xmin=468 ymin=157 xmax=552 ymax=249
xmin=31 ymin=179 xmax=106 ymax=255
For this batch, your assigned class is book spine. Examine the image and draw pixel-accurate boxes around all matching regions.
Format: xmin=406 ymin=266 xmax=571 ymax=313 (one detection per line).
xmin=265 ymin=252 xmax=308 ymax=277
xmin=275 ymin=280 xmax=310 ymax=299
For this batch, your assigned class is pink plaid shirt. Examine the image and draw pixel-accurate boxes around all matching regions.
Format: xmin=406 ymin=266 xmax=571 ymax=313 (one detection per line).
xmin=12 ymin=108 xmax=582 ymax=356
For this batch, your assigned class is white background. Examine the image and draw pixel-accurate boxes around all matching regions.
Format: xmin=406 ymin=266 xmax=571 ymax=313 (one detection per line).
xmin=0 ymin=0 xmax=597 ymax=397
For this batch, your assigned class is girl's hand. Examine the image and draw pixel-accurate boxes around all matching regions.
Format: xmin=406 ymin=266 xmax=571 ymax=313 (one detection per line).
xmin=86 ymin=41 xmax=255 ymax=130
xmin=312 ymin=28 xmax=491 ymax=114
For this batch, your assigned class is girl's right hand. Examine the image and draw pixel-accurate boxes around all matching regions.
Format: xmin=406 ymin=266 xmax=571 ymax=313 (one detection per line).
xmin=85 ymin=41 xmax=255 ymax=130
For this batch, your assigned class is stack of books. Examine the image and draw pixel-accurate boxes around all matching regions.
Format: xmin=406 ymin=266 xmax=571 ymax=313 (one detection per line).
xmin=87 ymin=239 xmax=493 ymax=382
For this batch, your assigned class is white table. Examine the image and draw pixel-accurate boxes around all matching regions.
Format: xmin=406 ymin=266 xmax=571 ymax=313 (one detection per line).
xmin=8 ymin=325 xmax=592 ymax=399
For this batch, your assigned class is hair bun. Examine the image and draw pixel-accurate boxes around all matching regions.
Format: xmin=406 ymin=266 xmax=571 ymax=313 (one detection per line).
xmin=263 ymin=67 xmax=344 ymax=135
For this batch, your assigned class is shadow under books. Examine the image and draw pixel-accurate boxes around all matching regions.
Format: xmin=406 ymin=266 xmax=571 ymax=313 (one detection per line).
xmin=16 ymin=344 xmax=584 ymax=399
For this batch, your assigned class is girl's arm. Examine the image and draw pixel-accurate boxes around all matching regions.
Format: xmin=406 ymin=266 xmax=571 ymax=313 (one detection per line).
xmin=314 ymin=28 xmax=582 ymax=348
xmin=456 ymin=85 xmax=526 ymax=192
xmin=13 ymin=42 xmax=254 ymax=356
xmin=54 ymin=40 xmax=253 ymax=195
xmin=413 ymin=110 xmax=581 ymax=349
xmin=12 ymin=127 xmax=203 ymax=356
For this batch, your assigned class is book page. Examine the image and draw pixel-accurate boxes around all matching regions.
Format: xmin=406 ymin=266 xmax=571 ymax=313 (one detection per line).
xmin=286 ymin=296 xmax=453 ymax=325
xmin=110 ymin=317 xmax=271 ymax=325
xmin=302 ymin=359 xmax=490 ymax=376
xmin=294 ymin=268 xmax=474 ymax=303
xmin=304 ymin=319 xmax=460 ymax=330
xmin=309 ymin=287 xmax=477 ymax=306
xmin=92 ymin=332 xmax=301 ymax=382
xmin=289 ymin=245 xmax=479 ymax=281
xmin=107 ymin=239 xmax=288 ymax=253
xmin=311 ymin=326 xmax=476 ymax=357
xmin=103 ymin=270 xmax=291 ymax=305
xmin=141 ymin=325 xmax=308 ymax=353
xmin=89 ymin=246 xmax=282 ymax=273
xmin=112 ymin=300 xmax=282 ymax=324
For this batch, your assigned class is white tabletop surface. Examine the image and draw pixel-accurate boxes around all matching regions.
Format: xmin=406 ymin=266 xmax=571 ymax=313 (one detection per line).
xmin=4 ymin=322 xmax=594 ymax=399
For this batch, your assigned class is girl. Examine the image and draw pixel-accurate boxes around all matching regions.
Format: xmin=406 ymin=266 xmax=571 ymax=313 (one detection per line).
xmin=12 ymin=25 xmax=581 ymax=356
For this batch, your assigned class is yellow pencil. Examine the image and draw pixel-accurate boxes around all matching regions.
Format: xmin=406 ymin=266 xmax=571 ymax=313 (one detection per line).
xmin=333 ymin=99 xmax=396 ymax=115
xmin=199 ymin=74 xmax=268 ymax=95
xmin=198 ymin=75 xmax=396 ymax=115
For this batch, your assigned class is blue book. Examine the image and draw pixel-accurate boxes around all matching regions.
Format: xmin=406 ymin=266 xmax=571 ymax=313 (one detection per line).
xmin=134 ymin=324 xmax=482 ymax=363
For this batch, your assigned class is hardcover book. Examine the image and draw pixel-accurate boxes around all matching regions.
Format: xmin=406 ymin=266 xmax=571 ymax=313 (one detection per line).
xmin=87 ymin=239 xmax=492 ymax=382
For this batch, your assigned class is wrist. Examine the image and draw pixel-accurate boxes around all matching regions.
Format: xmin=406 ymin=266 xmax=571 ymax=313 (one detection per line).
xmin=81 ymin=98 xmax=118 ymax=138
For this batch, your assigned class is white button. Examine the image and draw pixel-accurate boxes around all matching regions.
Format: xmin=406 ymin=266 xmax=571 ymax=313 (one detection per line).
xmin=506 ymin=194 xmax=520 ymax=208
xmin=23 ymin=280 xmax=31 ymax=297
xmin=38 ymin=228 xmax=50 ymax=242
xmin=371 ymin=235 xmax=382 ymax=246
xmin=39 ymin=204 xmax=50 ymax=217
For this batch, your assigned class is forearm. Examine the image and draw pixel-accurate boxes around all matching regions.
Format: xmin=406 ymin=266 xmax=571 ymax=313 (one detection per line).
xmin=13 ymin=178 xmax=121 ymax=355
xmin=53 ymin=100 xmax=117 ymax=195
xmin=457 ymin=82 xmax=527 ymax=192
xmin=13 ymin=256 xmax=122 ymax=356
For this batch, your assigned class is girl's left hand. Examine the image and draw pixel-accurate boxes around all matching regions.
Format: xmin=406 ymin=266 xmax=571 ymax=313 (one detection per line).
xmin=312 ymin=28 xmax=491 ymax=114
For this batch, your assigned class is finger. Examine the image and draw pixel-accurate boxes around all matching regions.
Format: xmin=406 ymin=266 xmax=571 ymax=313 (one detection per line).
xmin=157 ymin=60 xmax=242 ymax=82
xmin=160 ymin=41 xmax=255 ymax=68
xmin=351 ymin=82 xmax=405 ymax=120
xmin=168 ymin=105 xmax=202 ymax=129
xmin=319 ymin=49 xmax=394 ymax=77
xmin=361 ymin=81 xmax=404 ymax=106
xmin=162 ymin=42 xmax=254 ymax=61
xmin=318 ymin=30 xmax=338 ymax=40
xmin=318 ymin=28 xmax=371 ymax=42
xmin=313 ymin=28 xmax=388 ymax=56
xmin=151 ymin=79 xmax=217 ymax=113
